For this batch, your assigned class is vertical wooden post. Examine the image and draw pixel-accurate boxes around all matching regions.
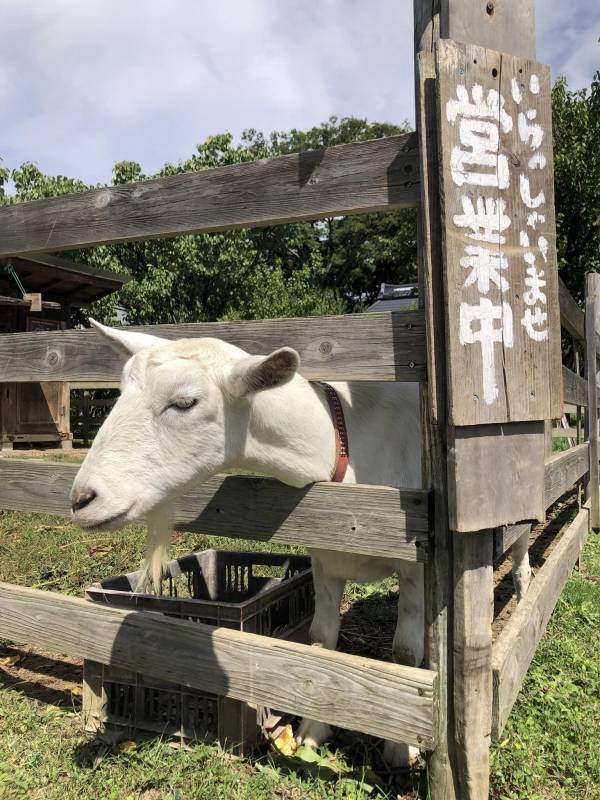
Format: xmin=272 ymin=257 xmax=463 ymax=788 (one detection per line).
xmin=413 ymin=2 xmax=547 ymax=799
xmin=544 ymin=420 xmax=554 ymax=457
xmin=82 ymin=390 xmax=90 ymax=448
xmin=453 ymin=531 xmax=494 ymax=795
xmin=416 ymin=48 xmax=458 ymax=800
xmin=573 ymin=337 xmax=583 ymax=514
xmin=585 ymin=273 xmax=600 ymax=527
xmin=574 ymin=337 xmax=582 ymax=445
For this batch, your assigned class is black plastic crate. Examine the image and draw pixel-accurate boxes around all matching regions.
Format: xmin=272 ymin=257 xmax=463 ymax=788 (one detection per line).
xmin=83 ymin=550 xmax=314 ymax=753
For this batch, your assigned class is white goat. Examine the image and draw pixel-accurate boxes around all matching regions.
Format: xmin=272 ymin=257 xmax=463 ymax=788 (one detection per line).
xmin=71 ymin=321 xmax=531 ymax=766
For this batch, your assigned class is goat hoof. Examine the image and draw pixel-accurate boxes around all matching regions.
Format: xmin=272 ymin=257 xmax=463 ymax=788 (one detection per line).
xmin=382 ymin=740 xmax=420 ymax=769
xmin=296 ymin=718 xmax=332 ymax=748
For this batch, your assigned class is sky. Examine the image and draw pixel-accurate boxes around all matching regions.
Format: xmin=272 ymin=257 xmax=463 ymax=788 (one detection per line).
xmin=1 ymin=0 xmax=598 ymax=187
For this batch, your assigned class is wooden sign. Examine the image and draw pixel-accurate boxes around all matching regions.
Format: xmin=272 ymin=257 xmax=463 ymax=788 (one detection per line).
xmin=436 ymin=40 xmax=563 ymax=425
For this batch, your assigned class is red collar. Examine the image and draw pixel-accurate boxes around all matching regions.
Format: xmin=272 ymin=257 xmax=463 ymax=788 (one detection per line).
xmin=319 ymin=383 xmax=349 ymax=483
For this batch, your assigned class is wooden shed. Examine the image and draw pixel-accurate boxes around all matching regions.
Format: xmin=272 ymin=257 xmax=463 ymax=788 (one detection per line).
xmin=0 ymin=254 xmax=128 ymax=449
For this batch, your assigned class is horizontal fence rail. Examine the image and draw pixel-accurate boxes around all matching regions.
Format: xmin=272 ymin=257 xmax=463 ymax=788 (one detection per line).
xmin=552 ymin=427 xmax=578 ymax=438
xmin=0 ymin=311 xmax=426 ymax=383
xmin=543 ymin=442 xmax=589 ymax=510
xmin=0 ymin=581 xmax=437 ymax=747
xmin=491 ymin=502 xmax=590 ymax=738
xmin=562 ymin=366 xmax=588 ymax=407
xmin=0 ymin=459 xmax=431 ymax=561
xmin=493 ymin=523 xmax=531 ymax=562
xmin=0 ymin=134 xmax=420 ymax=257
xmin=559 ymin=276 xmax=600 ymax=355
xmin=558 ymin=277 xmax=585 ymax=341
xmin=494 ymin=444 xmax=589 ymax=560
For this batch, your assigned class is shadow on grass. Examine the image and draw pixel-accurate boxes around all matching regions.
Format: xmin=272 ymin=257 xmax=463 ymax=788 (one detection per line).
xmin=70 ymin=591 xmax=422 ymax=797
xmin=0 ymin=644 xmax=82 ymax=707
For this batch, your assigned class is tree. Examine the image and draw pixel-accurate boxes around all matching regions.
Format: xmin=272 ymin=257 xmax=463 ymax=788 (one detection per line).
xmin=252 ymin=118 xmax=418 ymax=306
xmin=1 ymin=117 xmax=417 ymax=325
xmin=553 ymin=71 xmax=600 ymax=302
xmin=2 ymin=74 xmax=596 ymax=324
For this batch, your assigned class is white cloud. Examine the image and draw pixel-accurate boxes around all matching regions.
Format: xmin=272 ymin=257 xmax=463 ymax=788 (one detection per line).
xmin=536 ymin=0 xmax=600 ymax=86
xmin=0 ymin=0 xmax=597 ymax=184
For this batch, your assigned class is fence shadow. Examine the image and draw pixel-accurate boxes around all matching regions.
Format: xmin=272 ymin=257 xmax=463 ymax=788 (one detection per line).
xmin=0 ymin=645 xmax=82 ymax=707
xmin=71 ymin=587 xmax=424 ymax=798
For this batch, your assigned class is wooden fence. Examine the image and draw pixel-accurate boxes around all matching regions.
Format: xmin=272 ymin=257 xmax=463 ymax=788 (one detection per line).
xmin=0 ymin=3 xmax=596 ymax=798
xmin=70 ymin=389 xmax=117 ymax=447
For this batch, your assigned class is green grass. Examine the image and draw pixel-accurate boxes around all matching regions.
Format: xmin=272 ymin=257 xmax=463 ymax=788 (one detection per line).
xmin=0 ymin=500 xmax=598 ymax=799
xmin=490 ymin=533 xmax=600 ymax=799
xmin=0 ymin=692 xmax=391 ymax=800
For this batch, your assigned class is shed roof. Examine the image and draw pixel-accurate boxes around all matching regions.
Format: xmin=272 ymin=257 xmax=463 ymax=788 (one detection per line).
xmin=0 ymin=254 xmax=129 ymax=306
xmin=367 ymin=282 xmax=419 ymax=312
xmin=367 ymin=297 xmax=418 ymax=312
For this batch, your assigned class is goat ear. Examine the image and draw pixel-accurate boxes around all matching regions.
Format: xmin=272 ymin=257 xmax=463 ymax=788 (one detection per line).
xmin=89 ymin=319 xmax=169 ymax=359
xmin=226 ymin=347 xmax=300 ymax=397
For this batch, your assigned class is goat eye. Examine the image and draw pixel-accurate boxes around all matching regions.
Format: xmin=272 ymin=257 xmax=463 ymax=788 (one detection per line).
xmin=169 ymin=397 xmax=198 ymax=411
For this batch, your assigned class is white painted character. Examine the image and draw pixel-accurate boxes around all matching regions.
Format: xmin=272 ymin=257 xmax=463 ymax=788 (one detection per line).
xmin=454 ymin=196 xmax=511 ymax=244
xmin=459 ymin=299 xmax=513 ymax=405
xmin=517 ymin=74 xmax=547 ymax=207
xmin=460 ymin=246 xmax=510 ymax=294
xmin=523 ymin=264 xmax=547 ymax=307
xmin=520 ymin=174 xmax=545 ymax=209
xmin=446 ymin=84 xmax=513 ymax=189
xmin=522 ymin=307 xmax=548 ymax=341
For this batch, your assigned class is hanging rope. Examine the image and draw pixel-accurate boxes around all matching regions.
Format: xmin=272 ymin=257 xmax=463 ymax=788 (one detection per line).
xmin=4 ymin=262 xmax=27 ymax=298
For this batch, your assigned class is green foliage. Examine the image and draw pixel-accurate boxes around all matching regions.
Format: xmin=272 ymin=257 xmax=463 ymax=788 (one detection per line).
xmin=0 ymin=162 xmax=9 ymax=201
xmin=0 ymin=117 xmax=416 ymax=326
xmin=1 ymin=72 xmax=598 ymax=324
xmin=553 ymin=72 xmax=600 ymax=302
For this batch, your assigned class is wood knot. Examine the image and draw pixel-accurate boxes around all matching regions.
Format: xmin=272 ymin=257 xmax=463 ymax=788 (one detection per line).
xmin=95 ymin=190 xmax=112 ymax=209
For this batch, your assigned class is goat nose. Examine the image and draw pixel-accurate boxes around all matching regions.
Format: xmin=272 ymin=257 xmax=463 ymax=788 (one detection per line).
xmin=71 ymin=489 xmax=97 ymax=512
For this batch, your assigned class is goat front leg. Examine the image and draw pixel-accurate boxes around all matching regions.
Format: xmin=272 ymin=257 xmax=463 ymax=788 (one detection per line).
xmin=384 ymin=562 xmax=424 ymax=768
xmin=510 ymin=526 xmax=532 ymax=601
xmin=296 ymin=555 xmax=346 ymax=748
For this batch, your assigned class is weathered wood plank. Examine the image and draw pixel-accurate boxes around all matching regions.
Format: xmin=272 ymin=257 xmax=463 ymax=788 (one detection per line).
xmin=543 ymin=443 xmax=589 ymax=509
xmin=453 ymin=531 xmax=494 ymax=800
xmin=416 ymin=47 xmax=456 ymax=798
xmin=558 ymin=277 xmax=584 ymax=341
xmin=493 ymin=522 xmax=531 ymax=561
xmin=414 ymin=0 xmax=536 ymax=60
xmin=0 ymin=294 xmax=61 ymax=310
xmin=0 ymin=459 xmax=430 ymax=561
xmin=552 ymin=427 xmax=577 ymax=438
xmin=0 ymin=581 xmax=436 ymax=747
xmin=0 ymin=135 xmax=420 ymax=257
xmin=585 ymin=274 xmax=600 ymax=527
xmin=491 ymin=503 xmax=590 ymax=737
xmin=0 ymin=311 xmax=426 ymax=383
xmin=448 ymin=422 xmax=545 ymax=531
xmin=416 ymin=8 xmax=541 ymax=799
xmin=415 ymin=0 xmax=536 ymax=61
xmin=436 ymin=40 xmax=563 ymax=425
xmin=562 ymin=365 xmax=588 ymax=407
xmin=558 ymin=277 xmax=600 ymax=356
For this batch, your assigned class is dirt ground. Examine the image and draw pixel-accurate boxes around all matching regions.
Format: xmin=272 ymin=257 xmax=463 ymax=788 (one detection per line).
xmin=0 ymin=644 xmax=82 ymax=707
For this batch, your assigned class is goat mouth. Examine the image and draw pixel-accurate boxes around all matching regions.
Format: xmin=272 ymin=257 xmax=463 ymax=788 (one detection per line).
xmin=75 ymin=508 xmax=132 ymax=532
